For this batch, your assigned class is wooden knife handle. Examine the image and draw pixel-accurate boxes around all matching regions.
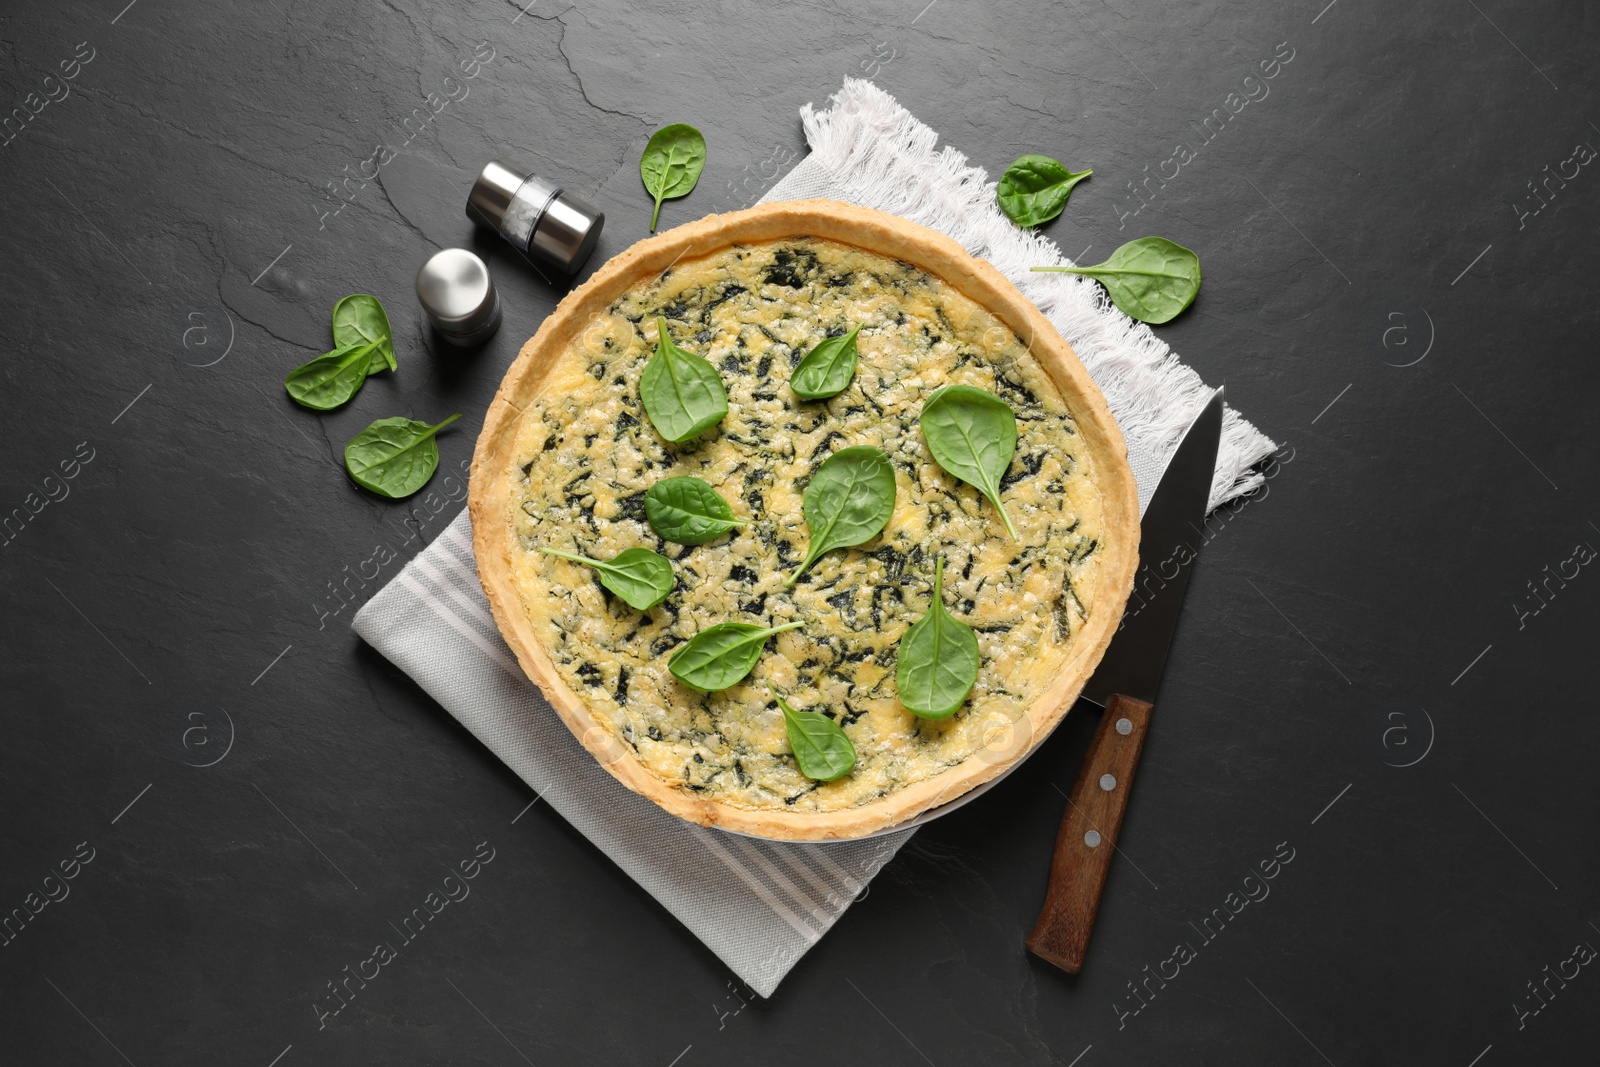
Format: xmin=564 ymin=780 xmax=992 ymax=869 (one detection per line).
xmin=1026 ymin=693 xmax=1154 ymax=973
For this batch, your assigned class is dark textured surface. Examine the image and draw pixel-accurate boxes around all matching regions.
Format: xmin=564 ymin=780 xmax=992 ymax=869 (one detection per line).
xmin=4 ymin=1 xmax=1598 ymax=1063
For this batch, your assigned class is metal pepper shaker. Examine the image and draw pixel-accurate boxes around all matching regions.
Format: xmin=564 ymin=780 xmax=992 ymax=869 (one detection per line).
xmin=466 ymin=159 xmax=604 ymax=275
xmin=415 ymin=248 xmax=502 ymax=347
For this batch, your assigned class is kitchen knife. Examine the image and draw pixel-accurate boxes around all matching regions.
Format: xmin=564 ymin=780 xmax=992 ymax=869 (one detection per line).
xmin=1026 ymin=387 xmax=1225 ymax=973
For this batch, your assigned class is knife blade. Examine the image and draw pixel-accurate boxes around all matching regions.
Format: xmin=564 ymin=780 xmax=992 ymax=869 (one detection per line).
xmin=1026 ymin=387 xmax=1225 ymax=973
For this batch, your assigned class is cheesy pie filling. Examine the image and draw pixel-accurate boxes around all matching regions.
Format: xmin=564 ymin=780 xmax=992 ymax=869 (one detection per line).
xmin=505 ymin=237 xmax=1105 ymax=813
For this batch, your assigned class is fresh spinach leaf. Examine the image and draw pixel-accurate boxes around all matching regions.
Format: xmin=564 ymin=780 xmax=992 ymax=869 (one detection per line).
xmin=895 ymin=556 xmax=980 ymax=719
xmin=668 ymin=621 xmax=803 ymax=692
xmin=284 ymin=293 xmax=399 ymax=409
xmin=919 ymin=385 xmax=1019 ymax=539
xmin=284 ymin=340 xmax=382 ymax=410
xmin=785 ymin=445 xmax=897 ymax=587
xmin=640 ymin=123 xmax=707 ymax=231
xmin=1031 ymin=237 xmax=1202 ymax=324
xmin=772 ymin=688 xmax=856 ymax=781
xmin=790 ymin=325 xmax=862 ymax=400
xmin=996 ymin=154 xmax=1091 ymax=227
xmin=644 ymin=476 xmax=748 ymax=545
xmin=343 ymin=413 xmax=460 ymax=499
xmin=332 ymin=293 xmax=397 ymax=373
xmin=540 ymin=546 xmax=675 ymax=611
xmin=640 ymin=317 xmax=728 ymax=443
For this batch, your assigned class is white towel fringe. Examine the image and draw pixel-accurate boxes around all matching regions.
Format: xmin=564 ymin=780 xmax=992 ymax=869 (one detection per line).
xmin=798 ymin=78 xmax=1278 ymax=511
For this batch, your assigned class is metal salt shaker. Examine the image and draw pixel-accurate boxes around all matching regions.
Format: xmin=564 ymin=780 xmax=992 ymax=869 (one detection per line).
xmin=466 ymin=159 xmax=605 ymax=275
xmin=415 ymin=248 xmax=502 ymax=347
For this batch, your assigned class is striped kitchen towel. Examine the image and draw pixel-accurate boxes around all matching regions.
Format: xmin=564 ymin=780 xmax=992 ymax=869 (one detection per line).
xmin=352 ymin=77 xmax=1275 ymax=998
xmin=352 ymin=514 xmax=904 ymax=997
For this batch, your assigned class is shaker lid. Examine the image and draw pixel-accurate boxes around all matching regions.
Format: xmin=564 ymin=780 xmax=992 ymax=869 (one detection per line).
xmin=532 ymin=190 xmax=605 ymax=275
xmin=416 ymin=249 xmax=500 ymax=343
xmin=466 ymin=159 xmax=534 ymax=232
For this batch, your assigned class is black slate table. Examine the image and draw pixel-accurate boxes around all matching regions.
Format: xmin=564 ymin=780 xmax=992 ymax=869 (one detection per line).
xmin=5 ymin=1 xmax=1598 ymax=1063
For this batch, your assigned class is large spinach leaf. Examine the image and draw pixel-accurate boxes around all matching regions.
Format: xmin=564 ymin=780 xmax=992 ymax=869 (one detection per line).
xmin=640 ymin=123 xmax=707 ymax=231
xmin=284 ymin=341 xmax=381 ymax=410
xmin=541 ymin=547 xmax=675 ymax=611
xmin=774 ymin=690 xmax=856 ymax=781
xmin=640 ymin=317 xmax=728 ymax=443
xmin=895 ymin=556 xmax=980 ymax=718
xmin=785 ymin=446 xmax=897 ymax=586
xmin=1032 ymin=237 xmax=1201 ymax=324
xmin=644 ymin=476 xmax=748 ymax=545
xmin=343 ymin=413 xmax=460 ymax=499
xmin=919 ymin=385 xmax=1019 ymax=539
xmin=668 ymin=621 xmax=803 ymax=692
xmin=790 ymin=325 xmax=861 ymax=400
xmin=996 ymin=154 xmax=1091 ymax=227
xmin=332 ymin=293 xmax=397 ymax=373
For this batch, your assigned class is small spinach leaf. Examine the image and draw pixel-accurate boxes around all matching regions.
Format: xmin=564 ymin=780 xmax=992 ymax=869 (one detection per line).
xmin=785 ymin=445 xmax=897 ymax=586
xmin=919 ymin=385 xmax=1019 ymax=539
xmin=640 ymin=317 xmax=728 ymax=443
xmin=668 ymin=621 xmax=803 ymax=692
xmin=284 ymin=340 xmax=382 ymax=410
xmin=640 ymin=123 xmax=707 ymax=231
xmin=644 ymin=476 xmax=748 ymax=545
xmin=332 ymin=293 xmax=397 ymax=373
xmin=541 ymin=546 xmax=675 ymax=611
xmin=790 ymin=325 xmax=861 ymax=400
xmin=895 ymin=556 xmax=980 ymax=719
xmin=996 ymin=154 xmax=1091 ymax=227
xmin=343 ymin=413 xmax=460 ymax=499
xmin=1031 ymin=237 xmax=1201 ymax=324
xmin=772 ymin=689 xmax=856 ymax=781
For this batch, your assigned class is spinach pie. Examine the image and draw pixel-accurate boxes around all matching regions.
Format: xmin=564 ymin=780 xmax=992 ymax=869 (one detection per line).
xmin=470 ymin=200 xmax=1137 ymax=841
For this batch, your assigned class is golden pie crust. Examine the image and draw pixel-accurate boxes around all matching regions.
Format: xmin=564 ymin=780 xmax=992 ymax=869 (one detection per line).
xmin=469 ymin=200 xmax=1138 ymax=841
